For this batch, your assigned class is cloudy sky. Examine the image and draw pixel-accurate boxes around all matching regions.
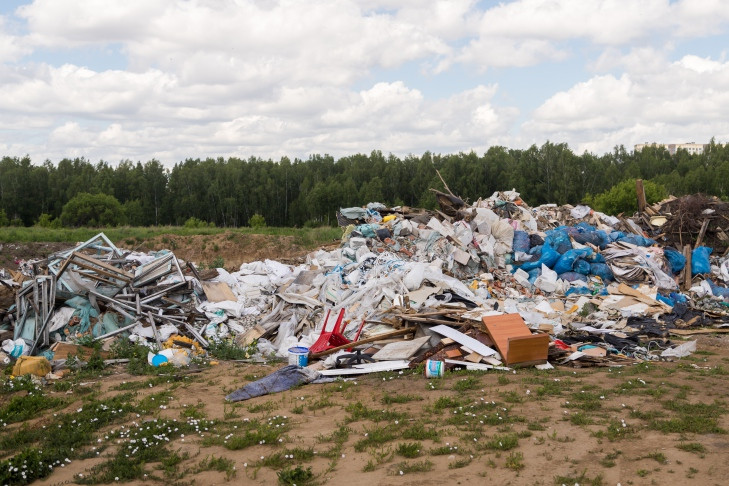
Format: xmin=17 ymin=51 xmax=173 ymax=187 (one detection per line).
xmin=1 ymin=0 xmax=729 ymax=167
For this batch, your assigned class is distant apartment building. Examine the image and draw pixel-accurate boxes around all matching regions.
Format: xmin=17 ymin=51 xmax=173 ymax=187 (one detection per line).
xmin=634 ymin=142 xmax=709 ymax=155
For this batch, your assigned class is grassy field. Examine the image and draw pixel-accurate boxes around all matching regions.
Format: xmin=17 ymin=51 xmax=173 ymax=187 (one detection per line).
xmin=2 ymin=336 xmax=729 ymax=485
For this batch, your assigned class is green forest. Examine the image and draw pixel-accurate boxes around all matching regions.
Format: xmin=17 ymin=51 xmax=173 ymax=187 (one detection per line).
xmin=1 ymin=140 xmax=728 ymax=228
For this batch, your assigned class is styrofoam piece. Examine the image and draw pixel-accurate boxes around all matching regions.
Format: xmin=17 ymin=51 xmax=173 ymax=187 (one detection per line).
xmin=445 ymin=359 xmax=511 ymax=372
xmin=319 ymin=360 xmax=411 ymax=376
xmin=430 ymin=325 xmax=496 ymax=357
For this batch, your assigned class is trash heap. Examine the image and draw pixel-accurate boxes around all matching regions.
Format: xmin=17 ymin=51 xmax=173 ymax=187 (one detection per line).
xmin=2 ymin=189 xmax=729 ymax=381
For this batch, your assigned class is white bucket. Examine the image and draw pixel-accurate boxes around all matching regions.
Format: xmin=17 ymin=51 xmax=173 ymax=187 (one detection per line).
xmin=424 ymin=359 xmax=444 ymax=378
xmin=288 ymin=346 xmax=309 ymax=367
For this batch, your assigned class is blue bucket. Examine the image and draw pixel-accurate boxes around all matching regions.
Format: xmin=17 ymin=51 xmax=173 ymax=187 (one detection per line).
xmin=288 ymin=346 xmax=309 ymax=367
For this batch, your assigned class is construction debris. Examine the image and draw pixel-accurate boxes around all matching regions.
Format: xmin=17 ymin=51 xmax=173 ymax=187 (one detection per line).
xmin=1 ymin=188 xmax=729 ymax=384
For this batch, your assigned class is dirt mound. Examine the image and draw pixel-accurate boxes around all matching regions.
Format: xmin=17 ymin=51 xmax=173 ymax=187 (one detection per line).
xmin=131 ymin=233 xmax=331 ymax=270
xmin=0 ymin=233 xmax=333 ymax=273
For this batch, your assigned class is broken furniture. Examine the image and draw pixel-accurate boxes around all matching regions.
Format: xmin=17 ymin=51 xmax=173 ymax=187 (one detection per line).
xmin=482 ymin=313 xmax=549 ymax=366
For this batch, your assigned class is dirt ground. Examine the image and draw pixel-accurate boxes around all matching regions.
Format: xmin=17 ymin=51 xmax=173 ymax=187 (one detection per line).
xmin=0 ymin=233 xmax=328 ymax=271
xmin=0 ymin=334 xmax=719 ymax=486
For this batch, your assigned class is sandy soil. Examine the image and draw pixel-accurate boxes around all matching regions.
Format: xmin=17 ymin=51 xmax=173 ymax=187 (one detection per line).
xmin=13 ymin=334 xmax=727 ymax=486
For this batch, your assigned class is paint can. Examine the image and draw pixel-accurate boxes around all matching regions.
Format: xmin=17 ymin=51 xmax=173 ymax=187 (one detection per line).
xmin=424 ymin=359 xmax=444 ymax=378
xmin=288 ymin=346 xmax=309 ymax=367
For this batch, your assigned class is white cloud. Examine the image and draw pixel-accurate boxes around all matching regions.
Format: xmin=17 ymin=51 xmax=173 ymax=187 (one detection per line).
xmin=523 ymin=54 xmax=729 ymax=153
xmin=2 ymin=1 xmax=729 ymax=164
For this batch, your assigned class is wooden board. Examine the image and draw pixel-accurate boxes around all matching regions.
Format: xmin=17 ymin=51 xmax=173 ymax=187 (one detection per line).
xmin=201 ymin=281 xmax=237 ymax=303
xmin=371 ymin=336 xmax=431 ymax=361
xmin=482 ymin=313 xmax=548 ymax=365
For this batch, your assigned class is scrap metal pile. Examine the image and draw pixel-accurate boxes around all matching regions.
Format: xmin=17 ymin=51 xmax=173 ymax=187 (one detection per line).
xmin=2 ymin=188 xmax=729 ymax=376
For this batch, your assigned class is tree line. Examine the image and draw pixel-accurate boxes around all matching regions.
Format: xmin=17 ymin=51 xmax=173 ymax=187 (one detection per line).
xmin=1 ymin=140 xmax=728 ymax=228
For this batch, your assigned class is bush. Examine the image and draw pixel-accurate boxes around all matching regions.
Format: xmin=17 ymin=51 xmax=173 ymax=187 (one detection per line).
xmin=248 ymin=213 xmax=266 ymax=228
xmin=0 ymin=209 xmax=8 ymax=226
xmin=184 ymin=217 xmax=214 ymax=228
xmin=35 ymin=213 xmax=61 ymax=228
xmin=584 ymin=179 xmax=666 ymax=216
xmin=60 ymin=193 xmax=126 ymax=227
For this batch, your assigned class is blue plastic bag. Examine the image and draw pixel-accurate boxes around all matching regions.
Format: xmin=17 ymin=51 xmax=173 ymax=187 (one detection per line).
xmin=521 ymin=243 xmax=560 ymax=271
xmin=565 ymin=286 xmax=591 ymax=296
xmin=707 ymin=279 xmax=729 ymax=298
xmin=663 ymin=247 xmax=686 ymax=274
xmin=558 ymin=272 xmax=589 ymax=282
xmin=691 ymin=246 xmax=712 ymax=276
xmin=545 ymin=229 xmax=572 ymax=254
xmin=617 ymin=234 xmax=655 ymax=246
xmin=553 ymin=248 xmax=594 ymax=275
xmin=573 ymin=259 xmax=591 ymax=275
xmin=589 ymin=263 xmax=614 ymax=281
xmin=527 ymin=268 xmax=541 ymax=284
xmin=513 ymin=230 xmax=530 ymax=253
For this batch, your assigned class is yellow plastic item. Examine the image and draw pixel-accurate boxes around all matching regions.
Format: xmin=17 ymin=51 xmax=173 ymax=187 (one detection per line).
xmin=12 ymin=356 xmax=52 ymax=377
xmin=382 ymin=214 xmax=396 ymax=223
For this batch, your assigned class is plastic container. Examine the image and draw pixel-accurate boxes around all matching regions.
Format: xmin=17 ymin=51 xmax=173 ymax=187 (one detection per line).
xmin=424 ymin=359 xmax=444 ymax=378
xmin=288 ymin=346 xmax=309 ymax=367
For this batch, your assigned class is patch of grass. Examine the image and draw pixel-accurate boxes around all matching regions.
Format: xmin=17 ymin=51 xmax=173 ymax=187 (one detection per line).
xmin=636 ymin=468 xmax=650 ymax=477
xmin=448 ymin=456 xmax=472 ymax=469
xmin=430 ymin=444 xmax=460 ymax=455
xmin=566 ymin=391 xmax=604 ymax=411
xmin=600 ymin=450 xmax=622 ymax=468
xmin=345 ymin=401 xmax=408 ymax=423
xmin=484 ymin=433 xmax=519 ymax=451
xmin=505 ymin=451 xmax=525 ymax=471
xmin=390 ymin=460 xmax=433 ymax=475
xmin=677 ymin=442 xmax=706 ymax=454
xmin=258 ymin=447 xmax=315 ymax=469
xmin=500 ymin=390 xmax=524 ymax=403
xmin=401 ymin=422 xmax=439 ymax=441
xmin=0 ymin=392 xmax=65 ymax=424
xmin=453 ymin=376 xmax=481 ymax=391
xmin=592 ymin=419 xmax=635 ymax=441
xmin=354 ymin=425 xmax=398 ymax=452
xmin=497 ymin=375 xmax=511 ymax=385
xmin=554 ymin=469 xmax=604 ymax=486
xmin=430 ymin=395 xmax=470 ymax=412
xmin=277 ymin=465 xmax=314 ymax=485
xmin=208 ymin=338 xmax=257 ymax=360
xmin=630 ymin=409 xmax=664 ymax=420
xmin=221 ymin=415 xmax=290 ymax=450
xmin=568 ymin=411 xmax=594 ymax=426
xmin=194 ymin=456 xmax=235 ymax=481
xmin=381 ymin=393 xmax=422 ymax=405
xmin=643 ymin=451 xmax=668 ymax=464
xmin=687 ymin=466 xmax=698 ymax=478
xmin=396 ymin=442 xmax=421 ymax=458
xmin=247 ymin=400 xmax=277 ymax=413
xmin=650 ymin=415 xmax=725 ymax=434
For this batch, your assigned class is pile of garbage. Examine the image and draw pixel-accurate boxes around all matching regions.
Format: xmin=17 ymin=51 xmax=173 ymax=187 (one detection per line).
xmin=2 ymin=188 xmax=729 ymax=383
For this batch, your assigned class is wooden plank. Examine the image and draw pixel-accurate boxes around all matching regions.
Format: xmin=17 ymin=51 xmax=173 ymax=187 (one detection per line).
xmin=201 ymin=281 xmax=237 ymax=303
xmin=682 ymin=244 xmax=692 ymax=292
xmin=694 ymin=219 xmax=710 ymax=249
xmin=669 ymin=328 xmax=729 ymax=336
xmin=371 ymin=336 xmax=430 ymax=361
xmin=636 ymin=179 xmax=647 ymax=213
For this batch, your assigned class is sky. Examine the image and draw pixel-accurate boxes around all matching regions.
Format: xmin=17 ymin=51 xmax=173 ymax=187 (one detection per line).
xmin=1 ymin=0 xmax=729 ymax=167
